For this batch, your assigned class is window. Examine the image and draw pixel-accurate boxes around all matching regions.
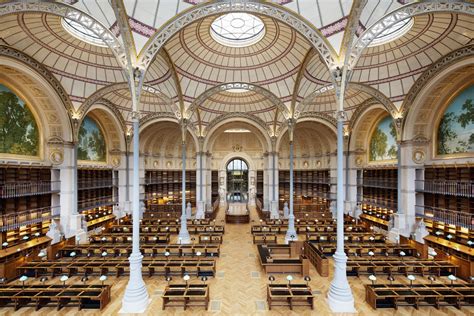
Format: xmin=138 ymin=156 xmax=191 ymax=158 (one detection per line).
xmin=62 ymin=18 xmax=107 ymax=47
xmin=367 ymin=18 xmax=414 ymax=47
xmin=210 ymin=13 xmax=265 ymax=47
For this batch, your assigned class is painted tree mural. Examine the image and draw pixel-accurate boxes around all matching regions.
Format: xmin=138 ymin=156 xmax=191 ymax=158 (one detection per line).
xmin=437 ymin=85 xmax=474 ymax=155
xmin=0 ymin=84 xmax=39 ymax=156
xmin=369 ymin=115 xmax=398 ymax=161
xmin=78 ymin=116 xmax=106 ymax=161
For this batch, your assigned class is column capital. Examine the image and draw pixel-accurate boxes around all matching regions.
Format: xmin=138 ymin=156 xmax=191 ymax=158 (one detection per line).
xmin=336 ymin=110 xmax=347 ymax=122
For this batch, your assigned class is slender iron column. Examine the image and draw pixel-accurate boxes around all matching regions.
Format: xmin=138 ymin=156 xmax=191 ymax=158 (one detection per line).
xmin=178 ymin=121 xmax=191 ymax=243
xmin=285 ymin=120 xmax=297 ymax=243
xmin=121 ymin=70 xmax=149 ymax=313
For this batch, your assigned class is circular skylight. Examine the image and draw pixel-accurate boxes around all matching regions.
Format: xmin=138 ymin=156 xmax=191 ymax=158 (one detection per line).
xmin=210 ymin=13 xmax=265 ymax=47
xmin=368 ymin=18 xmax=414 ymax=47
xmin=61 ymin=18 xmax=107 ymax=47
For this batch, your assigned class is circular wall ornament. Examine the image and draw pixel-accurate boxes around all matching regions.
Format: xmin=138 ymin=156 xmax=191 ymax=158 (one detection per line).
xmin=49 ymin=150 xmax=63 ymax=165
xmin=412 ymin=149 xmax=425 ymax=164
xmin=166 ymin=161 xmax=172 ymax=168
xmin=355 ymin=156 xmax=363 ymax=167
xmin=316 ymin=160 xmax=321 ymax=168
xmin=153 ymin=160 xmax=159 ymax=168
xmin=111 ymin=157 xmax=121 ymax=168
xmin=303 ymin=161 xmax=309 ymax=168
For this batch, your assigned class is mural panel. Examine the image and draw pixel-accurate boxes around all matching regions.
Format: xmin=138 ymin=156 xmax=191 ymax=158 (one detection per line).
xmin=369 ymin=115 xmax=397 ymax=161
xmin=78 ymin=116 xmax=106 ymax=161
xmin=0 ymin=84 xmax=39 ymax=156
xmin=437 ymin=85 xmax=474 ymax=155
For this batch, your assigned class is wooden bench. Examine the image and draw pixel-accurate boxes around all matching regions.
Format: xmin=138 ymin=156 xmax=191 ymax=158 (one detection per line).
xmin=0 ymin=284 xmax=111 ymax=311
xmin=162 ymin=284 xmax=209 ymax=310
xmin=347 ymin=260 xmax=457 ymax=277
xmin=366 ymin=283 xmax=474 ymax=310
xmin=252 ymin=233 xmax=278 ymax=244
xmin=267 ymin=284 xmax=314 ymax=310
xmin=304 ymin=242 xmax=329 ymax=277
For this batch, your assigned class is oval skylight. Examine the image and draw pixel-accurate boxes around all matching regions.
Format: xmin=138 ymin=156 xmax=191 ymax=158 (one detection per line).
xmin=61 ymin=18 xmax=107 ymax=47
xmin=368 ymin=18 xmax=414 ymax=47
xmin=210 ymin=13 xmax=265 ymax=47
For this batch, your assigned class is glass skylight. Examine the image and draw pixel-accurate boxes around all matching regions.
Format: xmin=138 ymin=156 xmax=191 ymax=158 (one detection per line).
xmin=210 ymin=13 xmax=265 ymax=47
xmin=61 ymin=18 xmax=107 ymax=47
xmin=226 ymin=88 xmax=250 ymax=93
xmin=368 ymin=18 xmax=414 ymax=47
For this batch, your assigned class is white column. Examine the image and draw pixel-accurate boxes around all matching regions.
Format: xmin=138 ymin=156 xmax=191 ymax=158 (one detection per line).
xmin=121 ymin=71 xmax=149 ymax=313
xmin=345 ymin=148 xmax=358 ymax=215
xmin=195 ymin=145 xmax=206 ymax=219
xmin=116 ymin=149 xmax=131 ymax=218
xmin=327 ymin=101 xmax=355 ymax=314
xmin=263 ymin=152 xmax=270 ymax=210
xmin=285 ymin=120 xmax=297 ymax=243
xmin=329 ymin=153 xmax=337 ymax=218
xmin=178 ymin=122 xmax=191 ymax=244
xmin=270 ymin=146 xmax=279 ymax=218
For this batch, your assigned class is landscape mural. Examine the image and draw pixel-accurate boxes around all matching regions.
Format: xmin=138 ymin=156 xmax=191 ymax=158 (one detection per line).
xmin=369 ymin=115 xmax=397 ymax=161
xmin=78 ymin=116 xmax=106 ymax=161
xmin=0 ymin=84 xmax=39 ymax=156
xmin=437 ymin=84 xmax=474 ymax=155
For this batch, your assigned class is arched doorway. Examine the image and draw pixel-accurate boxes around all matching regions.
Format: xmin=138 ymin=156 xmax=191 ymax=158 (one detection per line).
xmin=226 ymin=158 xmax=249 ymax=202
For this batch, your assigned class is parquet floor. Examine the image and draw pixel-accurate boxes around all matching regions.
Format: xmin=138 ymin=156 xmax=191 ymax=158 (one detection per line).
xmin=1 ymin=207 xmax=473 ymax=315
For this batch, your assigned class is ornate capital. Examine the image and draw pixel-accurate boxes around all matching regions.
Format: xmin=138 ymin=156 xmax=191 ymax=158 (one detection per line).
xmin=336 ymin=111 xmax=347 ymax=122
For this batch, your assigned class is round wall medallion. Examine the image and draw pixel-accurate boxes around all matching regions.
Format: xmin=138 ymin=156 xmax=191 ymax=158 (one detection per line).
xmin=303 ymin=161 xmax=309 ymax=168
xmin=166 ymin=161 xmax=172 ymax=168
xmin=49 ymin=150 xmax=63 ymax=165
xmin=355 ymin=156 xmax=363 ymax=167
xmin=153 ymin=160 xmax=159 ymax=168
xmin=412 ymin=149 xmax=425 ymax=164
xmin=316 ymin=160 xmax=321 ymax=168
xmin=111 ymin=157 xmax=121 ymax=168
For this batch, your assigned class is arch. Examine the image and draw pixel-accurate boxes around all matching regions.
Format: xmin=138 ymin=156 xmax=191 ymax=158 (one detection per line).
xmin=349 ymin=104 xmax=390 ymax=153
xmin=187 ymin=82 xmax=290 ymax=127
xmin=77 ymin=114 xmax=107 ymax=162
xmin=0 ymin=83 xmax=41 ymax=158
xmin=137 ymin=1 xmax=338 ymax=78
xmin=220 ymin=152 xmax=257 ymax=172
xmin=204 ymin=114 xmax=271 ymax=152
xmin=348 ymin=1 xmax=474 ymax=72
xmin=403 ymin=49 xmax=474 ymax=142
xmin=0 ymin=1 xmax=127 ymax=68
xmin=83 ymin=103 xmax=127 ymax=154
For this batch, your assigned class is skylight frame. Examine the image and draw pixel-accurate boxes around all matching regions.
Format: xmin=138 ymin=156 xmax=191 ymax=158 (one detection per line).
xmin=61 ymin=17 xmax=108 ymax=47
xmin=210 ymin=13 xmax=265 ymax=48
xmin=367 ymin=17 xmax=414 ymax=47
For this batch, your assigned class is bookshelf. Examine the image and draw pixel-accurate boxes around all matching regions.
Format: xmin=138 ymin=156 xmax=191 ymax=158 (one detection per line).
xmin=78 ymin=168 xmax=117 ymax=226
xmin=211 ymin=170 xmax=219 ymax=203
xmin=256 ymin=170 xmax=263 ymax=201
xmin=278 ymin=170 xmax=332 ymax=210
xmin=144 ymin=170 xmax=197 ymax=207
xmin=416 ymin=166 xmax=473 ymax=260
xmin=358 ymin=168 xmax=397 ymax=229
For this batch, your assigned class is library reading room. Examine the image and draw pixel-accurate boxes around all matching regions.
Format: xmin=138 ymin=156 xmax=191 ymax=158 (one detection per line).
xmin=0 ymin=0 xmax=473 ymax=315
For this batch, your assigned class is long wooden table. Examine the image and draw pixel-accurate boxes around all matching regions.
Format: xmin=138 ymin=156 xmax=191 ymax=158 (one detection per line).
xmin=0 ymin=284 xmax=111 ymax=311
xmin=59 ymin=244 xmax=220 ymax=258
xmin=251 ymin=224 xmax=366 ymax=235
xmin=366 ymin=283 xmax=474 ymax=310
xmin=306 ymin=233 xmax=386 ymax=243
xmin=109 ymin=224 xmax=225 ymax=234
xmin=89 ymin=233 xmax=170 ymax=244
xmin=162 ymin=284 xmax=209 ymax=310
xmin=267 ymin=284 xmax=314 ymax=310
xmin=18 ymin=258 xmax=216 ymax=278
xmin=347 ymin=260 xmax=457 ymax=277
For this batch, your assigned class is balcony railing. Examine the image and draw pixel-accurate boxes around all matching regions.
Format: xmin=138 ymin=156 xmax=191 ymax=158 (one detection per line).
xmin=78 ymin=178 xmax=117 ymax=190
xmin=362 ymin=197 xmax=397 ymax=210
xmin=78 ymin=196 xmax=117 ymax=211
xmin=357 ymin=177 xmax=397 ymax=189
xmin=0 ymin=181 xmax=60 ymax=198
xmin=416 ymin=205 xmax=473 ymax=230
xmin=0 ymin=206 xmax=60 ymax=231
xmin=415 ymin=180 xmax=474 ymax=198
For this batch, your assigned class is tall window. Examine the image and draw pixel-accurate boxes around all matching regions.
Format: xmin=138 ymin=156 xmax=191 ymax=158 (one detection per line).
xmin=0 ymin=84 xmax=39 ymax=156
xmin=227 ymin=158 xmax=249 ymax=202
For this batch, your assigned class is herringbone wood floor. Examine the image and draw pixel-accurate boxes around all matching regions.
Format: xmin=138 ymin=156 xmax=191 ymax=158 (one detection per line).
xmin=1 ymin=207 xmax=473 ymax=315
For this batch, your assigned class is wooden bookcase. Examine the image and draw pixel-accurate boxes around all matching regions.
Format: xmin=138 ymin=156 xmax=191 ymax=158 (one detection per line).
xmin=0 ymin=165 xmax=55 ymax=254
xmin=256 ymin=170 xmax=264 ymax=202
xmin=278 ymin=170 xmax=331 ymax=210
xmin=144 ymin=170 xmax=197 ymax=207
xmin=418 ymin=166 xmax=473 ymax=259
xmin=358 ymin=168 xmax=397 ymax=229
xmin=78 ymin=168 xmax=116 ymax=226
xmin=211 ymin=170 xmax=219 ymax=203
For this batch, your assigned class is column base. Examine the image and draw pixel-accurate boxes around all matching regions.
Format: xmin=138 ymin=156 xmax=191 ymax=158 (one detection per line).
xmin=177 ymin=234 xmax=191 ymax=244
xmin=284 ymin=214 xmax=298 ymax=244
xmin=120 ymin=253 xmax=149 ymax=314
xmin=75 ymin=229 xmax=88 ymax=245
xmin=326 ymin=295 xmax=356 ymax=313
